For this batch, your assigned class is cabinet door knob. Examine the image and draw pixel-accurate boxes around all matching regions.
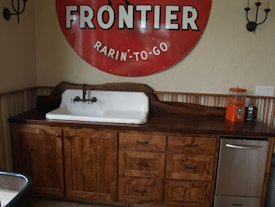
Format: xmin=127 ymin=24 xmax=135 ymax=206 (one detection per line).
xmin=64 ymin=134 xmax=71 ymax=140
xmin=38 ymin=129 xmax=44 ymax=135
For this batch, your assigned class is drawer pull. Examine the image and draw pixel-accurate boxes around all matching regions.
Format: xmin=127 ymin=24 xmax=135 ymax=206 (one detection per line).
xmin=226 ymin=144 xmax=262 ymax=150
xmin=136 ymin=140 xmax=149 ymax=145
xmin=185 ymin=144 xmax=199 ymax=148
xmin=184 ymin=165 xmax=197 ymax=171
xmin=133 ymin=186 xmax=147 ymax=194
xmin=180 ymin=160 xmax=198 ymax=171
xmin=137 ymin=160 xmax=150 ymax=168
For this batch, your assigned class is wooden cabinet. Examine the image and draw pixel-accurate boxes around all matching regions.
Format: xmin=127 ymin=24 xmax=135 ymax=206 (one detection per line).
xmin=165 ymin=136 xmax=217 ymax=207
xmin=10 ymin=124 xmax=118 ymax=203
xmin=118 ymin=133 xmax=166 ymax=203
xmin=8 ymin=81 xmax=272 ymax=206
xmin=118 ymin=133 xmax=218 ymax=207
xmin=63 ymin=127 xmax=117 ymax=203
xmin=10 ymin=123 xmax=218 ymax=206
xmin=11 ymin=124 xmax=64 ymax=197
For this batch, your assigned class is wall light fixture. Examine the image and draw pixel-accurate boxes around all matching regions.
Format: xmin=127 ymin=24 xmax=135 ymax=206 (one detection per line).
xmin=3 ymin=0 xmax=28 ymax=24
xmin=244 ymin=0 xmax=271 ymax=32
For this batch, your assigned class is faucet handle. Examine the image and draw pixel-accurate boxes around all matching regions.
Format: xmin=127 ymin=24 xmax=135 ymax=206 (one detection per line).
xmin=86 ymin=97 xmax=97 ymax=104
xmin=91 ymin=97 xmax=97 ymax=102
xmin=90 ymin=97 xmax=97 ymax=104
xmin=71 ymin=96 xmax=81 ymax=103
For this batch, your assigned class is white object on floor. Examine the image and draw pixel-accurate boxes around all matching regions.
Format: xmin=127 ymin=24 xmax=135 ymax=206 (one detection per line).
xmin=0 ymin=188 xmax=18 ymax=206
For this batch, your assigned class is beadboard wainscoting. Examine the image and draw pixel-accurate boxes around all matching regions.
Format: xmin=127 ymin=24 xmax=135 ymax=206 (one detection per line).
xmin=156 ymin=92 xmax=275 ymax=128
xmin=0 ymin=88 xmax=52 ymax=171
xmin=0 ymin=87 xmax=275 ymax=171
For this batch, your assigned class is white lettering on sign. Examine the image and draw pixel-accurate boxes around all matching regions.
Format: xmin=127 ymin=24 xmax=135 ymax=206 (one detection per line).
xmin=66 ymin=6 xmax=77 ymax=28
xmin=94 ymin=41 xmax=128 ymax=61
xmin=93 ymin=40 xmax=169 ymax=62
xmin=119 ymin=5 xmax=134 ymax=29
xmin=97 ymin=5 xmax=115 ymax=29
xmin=80 ymin=6 xmax=95 ymax=29
xmin=66 ymin=5 xmax=199 ymax=31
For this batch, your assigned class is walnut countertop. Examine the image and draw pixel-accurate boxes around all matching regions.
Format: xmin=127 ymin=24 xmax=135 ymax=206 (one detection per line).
xmin=8 ymin=82 xmax=275 ymax=138
xmin=9 ymin=108 xmax=275 ymax=138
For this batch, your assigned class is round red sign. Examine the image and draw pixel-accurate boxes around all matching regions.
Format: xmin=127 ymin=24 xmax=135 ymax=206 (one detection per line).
xmin=56 ymin=0 xmax=211 ymax=77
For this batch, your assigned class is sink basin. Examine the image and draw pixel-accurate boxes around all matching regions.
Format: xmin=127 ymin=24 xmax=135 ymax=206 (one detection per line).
xmin=46 ymin=89 xmax=149 ymax=124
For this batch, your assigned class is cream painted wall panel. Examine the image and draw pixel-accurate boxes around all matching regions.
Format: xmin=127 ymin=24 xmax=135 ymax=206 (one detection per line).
xmin=35 ymin=0 xmax=275 ymax=94
xmin=0 ymin=0 xmax=36 ymax=93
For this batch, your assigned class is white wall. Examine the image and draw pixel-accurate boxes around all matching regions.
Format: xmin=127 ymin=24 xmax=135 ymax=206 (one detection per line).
xmin=35 ymin=0 xmax=274 ymax=94
xmin=0 ymin=0 xmax=36 ymax=93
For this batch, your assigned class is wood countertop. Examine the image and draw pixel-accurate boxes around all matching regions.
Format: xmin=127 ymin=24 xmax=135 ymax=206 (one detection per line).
xmin=9 ymin=109 xmax=275 ymax=138
xmin=8 ymin=82 xmax=275 ymax=138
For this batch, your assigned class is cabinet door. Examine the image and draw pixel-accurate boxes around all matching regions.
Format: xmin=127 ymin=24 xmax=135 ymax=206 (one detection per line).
xmin=11 ymin=124 xmax=64 ymax=197
xmin=63 ymin=128 xmax=117 ymax=202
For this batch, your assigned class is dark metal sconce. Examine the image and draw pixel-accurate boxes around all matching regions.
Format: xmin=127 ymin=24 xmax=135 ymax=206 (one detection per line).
xmin=244 ymin=0 xmax=271 ymax=32
xmin=3 ymin=0 xmax=28 ymax=24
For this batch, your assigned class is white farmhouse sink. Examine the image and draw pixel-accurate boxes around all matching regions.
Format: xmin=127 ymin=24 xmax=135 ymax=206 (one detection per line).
xmin=46 ymin=89 xmax=149 ymax=124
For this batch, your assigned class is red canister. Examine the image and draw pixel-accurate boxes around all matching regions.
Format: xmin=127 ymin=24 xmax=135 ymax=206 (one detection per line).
xmin=225 ymin=87 xmax=247 ymax=122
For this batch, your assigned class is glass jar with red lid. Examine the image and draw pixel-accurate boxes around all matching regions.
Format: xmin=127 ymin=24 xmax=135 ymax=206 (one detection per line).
xmin=225 ymin=87 xmax=247 ymax=122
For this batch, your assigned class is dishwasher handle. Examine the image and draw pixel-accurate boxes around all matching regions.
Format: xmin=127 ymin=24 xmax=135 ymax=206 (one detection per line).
xmin=225 ymin=143 xmax=263 ymax=150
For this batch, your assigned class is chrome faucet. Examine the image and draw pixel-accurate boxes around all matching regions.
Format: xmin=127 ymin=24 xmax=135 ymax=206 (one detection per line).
xmin=71 ymin=84 xmax=97 ymax=104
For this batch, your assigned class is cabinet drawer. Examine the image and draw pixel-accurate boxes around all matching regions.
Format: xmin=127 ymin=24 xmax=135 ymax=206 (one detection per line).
xmin=118 ymin=178 xmax=163 ymax=203
xmin=214 ymin=196 xmax=260 ymax=207
xmin=119 ymin=133 xmax=166 ymax=152
xmin=64 ymin=127 xmax=117 ymax=139
xmin=165 ymin=181 xmax=211 ymax=206
xmin=13 ymin=124 xmax=62 ymax=137
xmin=166 ymin=154 xmax=214 ymax=181
xmin=119 ymin=151 xmax=165 ymax=178
xmin=167 ymin=136 xmax=216 ymax=155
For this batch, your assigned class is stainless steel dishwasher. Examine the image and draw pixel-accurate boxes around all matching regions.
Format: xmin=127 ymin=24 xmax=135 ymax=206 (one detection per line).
xmin=214 ymin=137 xmax=269 ymax=207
